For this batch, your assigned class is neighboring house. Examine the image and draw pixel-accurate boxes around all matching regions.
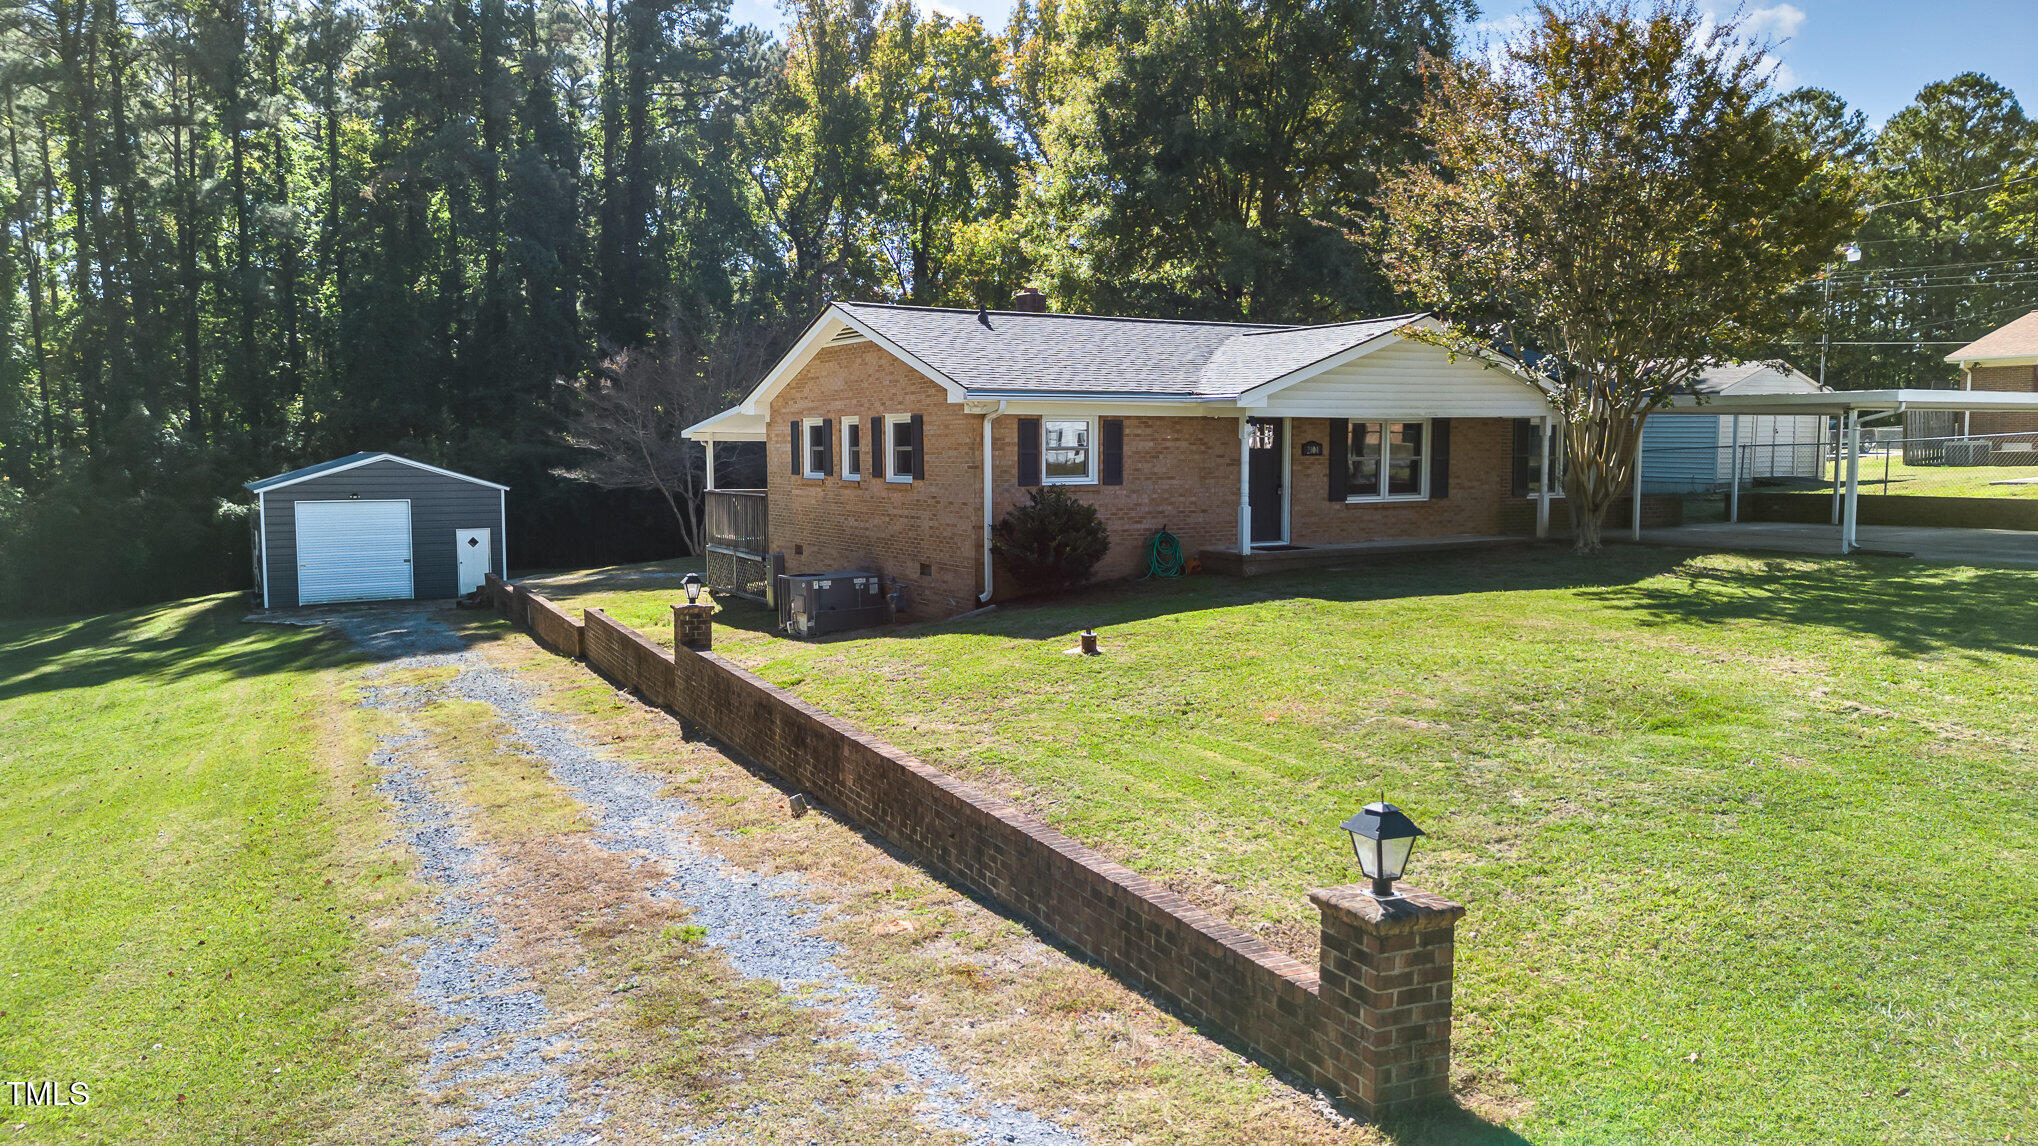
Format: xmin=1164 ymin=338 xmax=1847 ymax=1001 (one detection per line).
xmin=247 ymin=452 xmax=508 ymax=608
xmin=684 ymin=297 xmax=1564 ymax=621
xmin=1640 ymin=361 xmax=1830 ymax=493
xmin=1946 ymin=310 xmax=2038 ymax=443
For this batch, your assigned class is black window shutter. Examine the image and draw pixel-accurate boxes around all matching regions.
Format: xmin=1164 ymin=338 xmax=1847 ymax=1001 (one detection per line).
xmin=790 ymin=420 xmax=800 ymax=475
xmin=1017 ymin=417 xmax=1041 ymax=485
xmin=910 ymin=414 xmax=925 ymax=479
xmin=1512 ymin=419 xmax=1534 ymax=498
xmin=1327 ymin=418 xmax=1349 ymax=501
xmin=870 ymin=414 xmax=884 ymax=471
xmin=1101 ymin=419 xmax=1124 ymax=485
xmin=821 ymin=418 xmax=834 ymax=474
xmin=1429 ymin=418 xmax=1451 ymax=499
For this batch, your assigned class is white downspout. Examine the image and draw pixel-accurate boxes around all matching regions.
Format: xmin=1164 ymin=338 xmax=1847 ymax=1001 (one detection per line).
xmin=704 ymin=437 xmax=717 ymax=492
xmin=979 ymin=402 xmax=1006 ymax=603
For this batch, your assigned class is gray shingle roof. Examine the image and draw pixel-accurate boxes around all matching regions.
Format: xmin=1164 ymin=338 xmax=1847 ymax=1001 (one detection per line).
xmin=1948 ymin=310 xmax=2038 ymax=363
xmin=836 ymin=302 xmax=1425 ymax=399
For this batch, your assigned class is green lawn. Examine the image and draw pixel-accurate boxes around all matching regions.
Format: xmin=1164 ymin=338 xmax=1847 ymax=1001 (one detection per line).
xmin=1818 ymin=452 xmax=2038 ymax=498
xmin=543 ymin=548 xmax=2038 ymax=1144
xmin=0 ymin=596 xmax=417 ymax=1144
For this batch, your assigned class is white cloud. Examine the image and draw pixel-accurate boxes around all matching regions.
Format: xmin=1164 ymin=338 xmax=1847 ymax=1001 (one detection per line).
xmin=1740 ymin=3 xmax=1807 ymax=41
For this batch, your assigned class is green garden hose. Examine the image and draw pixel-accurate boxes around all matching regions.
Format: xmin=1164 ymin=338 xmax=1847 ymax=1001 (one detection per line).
xmin=1142 ymin=526 xmax=1185 ymax=579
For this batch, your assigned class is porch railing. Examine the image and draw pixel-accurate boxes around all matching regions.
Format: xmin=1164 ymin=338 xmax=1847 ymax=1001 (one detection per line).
xmin=704 ymin=489 xmax=769 ymax=601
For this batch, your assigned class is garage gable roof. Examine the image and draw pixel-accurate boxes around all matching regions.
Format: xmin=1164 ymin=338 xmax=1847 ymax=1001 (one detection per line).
xmin=247 ymin=452 xmax=509 ymax=493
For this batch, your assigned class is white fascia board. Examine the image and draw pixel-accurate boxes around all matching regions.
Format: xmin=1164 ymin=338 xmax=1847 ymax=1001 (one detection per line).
xmin=1945 ymin=354 xmax=2038 ymax=368
xmin=738 ymin=305 xmax=968 ymax=417
xmin=977 ymin=398 xmax=1231 ymax=418
xmin=251 ymin=453 xmax=509 ymax=493
xmin=682 ymin=405 xmax=768 ymax=441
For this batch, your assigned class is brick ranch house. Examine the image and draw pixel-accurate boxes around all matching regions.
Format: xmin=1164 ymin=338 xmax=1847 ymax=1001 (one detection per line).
xmin=685 ymin=296 xmax=1588 ymax=621
xmin=1947 ymin=309 xmax=2038 ymax=442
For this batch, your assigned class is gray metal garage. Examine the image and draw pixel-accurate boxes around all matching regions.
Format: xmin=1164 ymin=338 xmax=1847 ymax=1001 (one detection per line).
xmin=246 ymin=452 xmax=508 ymax=607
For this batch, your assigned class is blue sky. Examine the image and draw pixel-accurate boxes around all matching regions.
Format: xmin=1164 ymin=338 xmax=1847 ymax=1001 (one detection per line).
xmin=724 ymin=0 xmax=2037 ymax=126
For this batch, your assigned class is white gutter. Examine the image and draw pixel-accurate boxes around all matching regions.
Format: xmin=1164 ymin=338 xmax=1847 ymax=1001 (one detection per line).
xmin=979 ymin=401 xmax=1006 ymax=603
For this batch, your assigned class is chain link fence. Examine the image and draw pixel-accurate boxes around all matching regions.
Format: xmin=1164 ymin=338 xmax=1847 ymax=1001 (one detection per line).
xmin=1641 ymin=421 xmax=2038 ymax=522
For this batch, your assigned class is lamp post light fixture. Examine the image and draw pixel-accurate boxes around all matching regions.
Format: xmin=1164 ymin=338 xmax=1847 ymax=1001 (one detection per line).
xmin=1340 ymin=801 xmax=1426 ymax=899
xmin=681 ymin=572 xmax=704 ymax=605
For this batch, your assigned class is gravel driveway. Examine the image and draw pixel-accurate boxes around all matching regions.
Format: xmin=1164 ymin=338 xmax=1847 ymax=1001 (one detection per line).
xmin=328 ymin=605 xmax=1085 ymax=1145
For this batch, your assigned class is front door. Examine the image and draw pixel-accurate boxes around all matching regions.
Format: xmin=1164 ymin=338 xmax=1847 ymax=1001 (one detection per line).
xmin=456 ymin=528 xmax=491 ymax=595
xmin=1247 ymin=418 xmax=1285 ymax=545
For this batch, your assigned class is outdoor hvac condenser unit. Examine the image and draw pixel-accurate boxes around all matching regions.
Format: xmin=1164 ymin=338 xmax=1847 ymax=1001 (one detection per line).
xmin=777 ymin=571 xmax=887 ymax=637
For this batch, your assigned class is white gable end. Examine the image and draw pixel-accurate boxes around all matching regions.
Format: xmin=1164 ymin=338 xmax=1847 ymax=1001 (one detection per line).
xmin=1249 ymin=340 xmax=1552 ymax=419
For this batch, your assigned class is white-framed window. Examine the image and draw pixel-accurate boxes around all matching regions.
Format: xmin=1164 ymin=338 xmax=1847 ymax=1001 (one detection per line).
xmin=842 ymin=417 xmax=861 ymax=480
xmin=1042 ymin=417 xmax=1096 ymax=485
xmin=887 ymin=413 xmax=916 ymax=483
xmin=1347 ymin=420 xmax=1429 ymax=501
xmin=804 ymin=418 xmax=829 ymax=478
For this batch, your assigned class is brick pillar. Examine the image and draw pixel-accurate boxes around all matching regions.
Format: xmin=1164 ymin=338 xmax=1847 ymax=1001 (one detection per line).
xmin=672 ymin=603 xmax=714 ymax=651
xmin=1309 ymin=883 xmax=1464 ymax=1115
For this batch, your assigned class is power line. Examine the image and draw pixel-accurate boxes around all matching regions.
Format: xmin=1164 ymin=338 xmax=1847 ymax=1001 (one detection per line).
xmin=1867 ymin=171 xmax=2038 ymax=211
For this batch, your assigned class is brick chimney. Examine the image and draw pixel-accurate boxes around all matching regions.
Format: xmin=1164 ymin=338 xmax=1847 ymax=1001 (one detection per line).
xmin=1010 ymin=287 xmax=1048 ymax=313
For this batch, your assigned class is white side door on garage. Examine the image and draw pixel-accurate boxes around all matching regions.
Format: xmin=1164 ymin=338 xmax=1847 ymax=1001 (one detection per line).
xmin=295 ymin=499 xmax=414 ymax=604
xmin=455 ymin=528 xmax=491 ymax=595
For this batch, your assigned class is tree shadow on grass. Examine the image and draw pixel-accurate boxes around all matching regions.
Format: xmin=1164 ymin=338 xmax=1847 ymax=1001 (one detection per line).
xmin=830 ymin=545 xmax=2038 ymax=664
xmin=852 ymin=545 xmax=1694 ymax=644
xmin=0 ymin=595 xmax=365 ymax=702
xmin=1580 ymin=552 xmax=2038 ymax=660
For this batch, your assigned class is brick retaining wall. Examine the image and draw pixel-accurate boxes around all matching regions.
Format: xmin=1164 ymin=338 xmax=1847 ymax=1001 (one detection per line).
xmin=1744 ymin=491 xmax=2038 ymax=531
xmin=479 ymin=572 xmax=1459 ymax=1114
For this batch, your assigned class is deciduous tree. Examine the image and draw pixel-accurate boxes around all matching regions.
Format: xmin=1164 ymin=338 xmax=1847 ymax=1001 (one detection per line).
xmin=1377 ymin=0 xmax=1860 ymax=551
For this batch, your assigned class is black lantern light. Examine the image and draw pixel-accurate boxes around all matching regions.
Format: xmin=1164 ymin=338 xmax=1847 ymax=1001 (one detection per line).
xmin=681 ymin=572 xmax=704 ymax=605
xmin=1341 ymin=801 xmax=1426 ymax=899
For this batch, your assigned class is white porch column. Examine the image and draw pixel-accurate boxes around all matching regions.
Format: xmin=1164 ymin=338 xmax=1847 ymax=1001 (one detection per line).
xmin=703 ymin=438 xmax=717 ymax=492
xmin=1237 ymin=416 xmax=1252 ymax=552
xmin=1535 ymin=415 xmax=1553 ymax=539
xmin=1630 ymin=417 xmax=1646 ymax=541
xmin=1842 ymin=410 xmax=1862 ymax=554
xmin=1829 ymin=417 xmax=1843 ymax=525
xmin=1728 ymin=414 xmax=1742 ymax=523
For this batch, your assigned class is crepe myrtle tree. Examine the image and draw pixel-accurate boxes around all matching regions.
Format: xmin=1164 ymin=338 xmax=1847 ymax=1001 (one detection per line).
xmin=1377 ymin=0 xmax=1862 ymax=551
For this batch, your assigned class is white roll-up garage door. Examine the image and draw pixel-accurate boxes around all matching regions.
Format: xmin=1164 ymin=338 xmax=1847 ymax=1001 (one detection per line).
xmin=295 ymin=500 xmax=414 ymax=605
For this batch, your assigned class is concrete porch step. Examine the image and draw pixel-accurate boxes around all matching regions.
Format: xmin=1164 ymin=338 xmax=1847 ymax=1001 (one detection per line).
xmin=1199 ymin=534 xmax=1531 ymax=577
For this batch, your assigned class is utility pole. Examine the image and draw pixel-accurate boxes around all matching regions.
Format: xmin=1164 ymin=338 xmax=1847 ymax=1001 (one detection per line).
xmin=1819 ymin=243 xmax=1863 ymax=389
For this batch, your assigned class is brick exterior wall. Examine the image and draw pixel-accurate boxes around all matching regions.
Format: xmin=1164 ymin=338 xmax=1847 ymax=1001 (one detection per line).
xmin=1966 ymin=364 xmax=2038 ymax=437
xmin=481 ymin=575 xmax=1465 ymax=1116
xmin=1493 ymin=494 xmax=1685 ymax=534
xmin=987 ymin=414 xmax=1241 ymax=583
xmin=1287 ymin=417 xmax=1515 ymax=543
xmin=767 ymin=343 xmax=987 ymax=621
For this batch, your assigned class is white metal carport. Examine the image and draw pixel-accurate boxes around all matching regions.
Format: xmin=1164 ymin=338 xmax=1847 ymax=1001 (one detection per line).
xmin=1639 ymin=389 xmax=2038 ymax=554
